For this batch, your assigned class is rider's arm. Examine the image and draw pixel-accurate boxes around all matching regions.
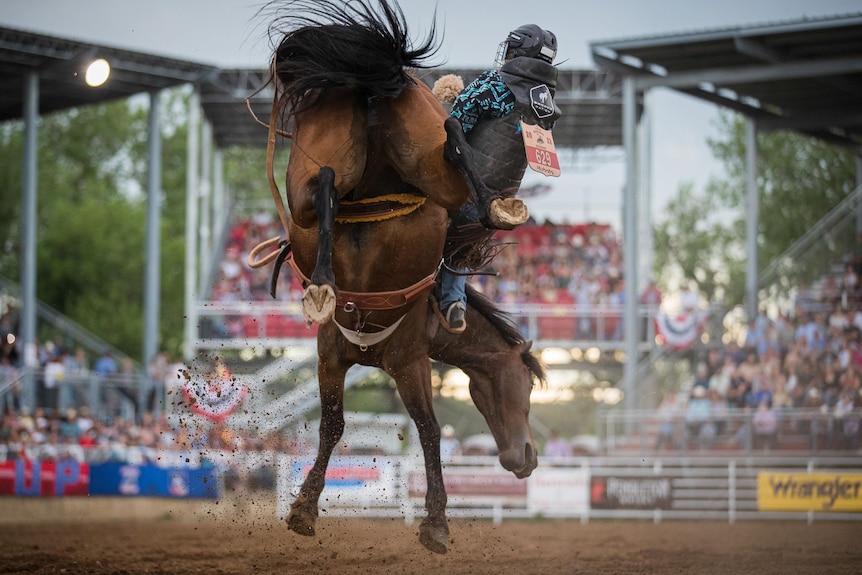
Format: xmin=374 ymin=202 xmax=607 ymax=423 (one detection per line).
xmin=449 ymin=70 xmax=514 ymax=134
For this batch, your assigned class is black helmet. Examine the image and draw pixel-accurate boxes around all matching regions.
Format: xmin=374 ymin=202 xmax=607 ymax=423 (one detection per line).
xmin=496 ymin=24 xmax=557 ymax=67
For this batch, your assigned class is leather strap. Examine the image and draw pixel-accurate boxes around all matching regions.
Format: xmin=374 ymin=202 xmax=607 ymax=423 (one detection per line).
xmin=283 ymin=249 xmax=440 ymax=311
xmin=334 ymin=315 xmax=407 ymax=349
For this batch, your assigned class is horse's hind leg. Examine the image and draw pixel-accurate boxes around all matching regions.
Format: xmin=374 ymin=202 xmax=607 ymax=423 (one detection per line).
xmin=385 ymin=359 xmax=450 ymax=554
xmin=443 ymin=117 xmax=528 ymax=230
xmin=287 ymin=341 xmax=349 ymax=536
xmin=301 ymin=166 xmax=339 ymax=324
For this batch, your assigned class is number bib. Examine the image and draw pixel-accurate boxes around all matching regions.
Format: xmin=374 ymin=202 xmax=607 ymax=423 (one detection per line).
xmin=521 ymin=121 xmax=561 ymax=177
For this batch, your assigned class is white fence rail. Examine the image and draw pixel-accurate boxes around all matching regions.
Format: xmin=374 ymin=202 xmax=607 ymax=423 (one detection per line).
xmin=273 ymin=454 xmax=862 ymax=524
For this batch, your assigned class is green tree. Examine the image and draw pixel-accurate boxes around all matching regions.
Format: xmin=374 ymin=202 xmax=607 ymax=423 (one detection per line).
xmin=654 ymin=112 xmax=857 ymax=311
xmin=0 ymin=89 xmax=193 ymax=360
xmin=653 ymin=181 xmax=746 ymax=305
xmin=708 ymin=114 xmax=857 ymax=270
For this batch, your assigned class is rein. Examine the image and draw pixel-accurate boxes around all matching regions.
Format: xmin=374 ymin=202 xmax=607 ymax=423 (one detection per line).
xmin=264 ymin=84 xmax=293 ymax=238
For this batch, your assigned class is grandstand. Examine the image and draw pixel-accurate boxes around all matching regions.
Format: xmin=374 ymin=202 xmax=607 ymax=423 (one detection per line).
xmin=3 ymin=14 xmax=862 ymax=481
xmin=9 ymin=190 xmax=859 ymax=465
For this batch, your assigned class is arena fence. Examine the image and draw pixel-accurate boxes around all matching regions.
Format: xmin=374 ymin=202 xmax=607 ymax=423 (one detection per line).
xmin=194 ymin=300 xmax=668 ymax=352
xmin=4 ymin=449 xmax=859 ymax=523
xmin=600 ymin=407 xmax=860 ymax=455
xmin=273 ymin=454 xmax=862 ymax=524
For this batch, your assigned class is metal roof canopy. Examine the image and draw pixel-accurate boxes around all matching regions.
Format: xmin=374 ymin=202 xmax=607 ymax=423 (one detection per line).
xmin=0 ymin=26 xmax=218 ymax=121
xmin=1 ymin=25 xmax=219 ymax=398
xmin=201 ymin=67 xmax=627 ymax=149
xmin=590 ymin=13 xmax=862 ymax=150
xmin=0 ymin=26 xmax=627 ymax=150
xmin=589 ymin=13 xmax=862 ymax=420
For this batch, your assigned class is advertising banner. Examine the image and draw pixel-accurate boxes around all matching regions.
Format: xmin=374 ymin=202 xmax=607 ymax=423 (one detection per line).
xmin=289 ymin=456 xmax=401 ymax=507
xmin=0 ymin=460 xmax=89 ymax=496
xmin=757 ymin=471 xmax=862 ymax=512
xmin=527 ymin=467 xmax=589 ymax=514
xmin=89 ymin=463 xmax=219 ymax=499
xmin=409 ymin=467 xmax=528 ymax=502
xmin=590 ymin=475 xmax=673 ymax=510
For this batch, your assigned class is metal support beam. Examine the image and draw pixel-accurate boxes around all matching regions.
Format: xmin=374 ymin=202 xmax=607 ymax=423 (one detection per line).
xmin=638 ymin=89 xmax=653 ymax=291
xmin=857 ymin=155 xmax=862 ymax=234
xmin=757 ymin=109 xmax=862 ymax=133
xmin=632 ymin=55 xmax=862 ymax=91
xmin=733 ymin=36 xmax=784 ymax=63
xmin=622 ymin=76 xmax=639 ymax=416
xmin=142 ymin=90 xmax=162 ymax=411
xmin=213 ymin=149 xmax=225 ymax=241
xmin=184 ymin=88 xmax=201 ymax=362
xmin=20 ymin=71 xmax=39 ymax=411
xmin=198 ymin=120 xmax=213 ymax=292
xmin=745 ymin=118 xmax=759 ymax=322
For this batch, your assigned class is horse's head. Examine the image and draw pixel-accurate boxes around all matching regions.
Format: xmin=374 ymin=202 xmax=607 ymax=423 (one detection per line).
xmin=430 ymin=287 xmax=546 ymax=478
xmin=463 ymin=340 xmax=542 ymax=478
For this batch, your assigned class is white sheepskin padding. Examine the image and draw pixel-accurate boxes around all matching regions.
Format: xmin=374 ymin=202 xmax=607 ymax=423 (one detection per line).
xmin=432 ymin=74 xmax=465 ymax=104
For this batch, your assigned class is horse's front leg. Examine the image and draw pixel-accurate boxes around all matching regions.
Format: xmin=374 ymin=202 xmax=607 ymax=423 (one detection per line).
xmin=443 ymin=117 xmax=528 ymax=230
xmin=287 ymin=343 xmax=349 ymax=536
xmin=386 ymin=359 xmax=449 ymax=554
xmin=301 ymin=166 xmax=339 ymax=324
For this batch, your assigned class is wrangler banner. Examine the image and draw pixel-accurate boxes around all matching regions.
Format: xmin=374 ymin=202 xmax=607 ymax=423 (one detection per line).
xmin=757 ymin=471 xmax=862 ymax=512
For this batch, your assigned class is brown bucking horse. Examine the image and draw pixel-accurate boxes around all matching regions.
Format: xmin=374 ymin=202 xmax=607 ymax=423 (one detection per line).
xmin=253 ymin=0 xmax=545 ymax=554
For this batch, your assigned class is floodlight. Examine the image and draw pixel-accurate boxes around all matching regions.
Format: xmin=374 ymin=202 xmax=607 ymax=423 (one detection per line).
xmin=84 ymin=58 xmax=111 ymax=87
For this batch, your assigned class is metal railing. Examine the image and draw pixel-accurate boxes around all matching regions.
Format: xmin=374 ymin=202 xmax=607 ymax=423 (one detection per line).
xmin=600 ymin=407 xmax=861 ymax=456
xmin=1 ymin=367 xmax=150 ymax=421
xmin=3 ymin=448 xmax=858 ymax=523
xmin=271 ymin=453 xmax=862 ymax=523
xmin=0 ymin=275 xmax=137 ymax=366
xmin=193 ymin=300 xmax=678 ymax=352
xmin=759 ymin=183 xmax=862 ymax=291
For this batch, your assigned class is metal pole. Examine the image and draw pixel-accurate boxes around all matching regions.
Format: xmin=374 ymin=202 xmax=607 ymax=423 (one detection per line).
xmin=856 ymin=155 xmax=862 ymax=233
xmin=198 ymin=121 xmax=213 ymax=292
xmin=142 ymin=90 xmax=162 ymax=415
xmin=213 ymin=149 xmax=225 ymax=237
xmin=745 ymin=118 xmax=759 ymax=322
xmin=184 ymin=88 xmax=201 ymax=363
xmin=20 ymin=71 xmax=39 ymax=411
xmin=623 ymin=77 xmax=639 ymax=417
xmin=639 ymin=89 xmax=653 ymax=293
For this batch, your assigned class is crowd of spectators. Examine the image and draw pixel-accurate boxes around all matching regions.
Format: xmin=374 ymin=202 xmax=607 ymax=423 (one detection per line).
xmin=0 ymin=306 xmax=315 ymax=469
xmin=657 ymin=259 xmax=862 ymax=453
xmin=209 ymin=211 xmax=629 ymax=340
xmin=0 ymin=403 xmax=313 ymax=467
xmin=0 ymin=324 xmax=179 ymax=420
xmin=7 ymin=210 xmax=862 ymax=460
xmin=214 ymin=211 xmax=623 ymax=307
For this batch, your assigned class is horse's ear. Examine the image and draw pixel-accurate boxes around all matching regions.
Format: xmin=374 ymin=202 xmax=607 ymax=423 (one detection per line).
xmin=517 ymin=340 xmax=533 ymax=354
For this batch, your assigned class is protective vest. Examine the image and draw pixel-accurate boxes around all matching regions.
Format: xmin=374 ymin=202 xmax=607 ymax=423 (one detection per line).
xmin=464 ymin=56 xmax=560 ymax=200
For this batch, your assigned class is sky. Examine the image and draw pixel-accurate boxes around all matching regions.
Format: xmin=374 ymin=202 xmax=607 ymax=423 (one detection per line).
xmin=3 ymin=0 xmax=860 ymax=228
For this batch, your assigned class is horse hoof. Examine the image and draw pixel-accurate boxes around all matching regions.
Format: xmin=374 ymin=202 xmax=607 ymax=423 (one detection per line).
xmin=287 ymin=508 xmax=317 ymax=537
xmin=418 ymin=520 xmax=449 ymax=554
xmin=488 ymin=198 xmax=528 ymax=230
xmin=302 ymin=284 xmax=336 ymax=324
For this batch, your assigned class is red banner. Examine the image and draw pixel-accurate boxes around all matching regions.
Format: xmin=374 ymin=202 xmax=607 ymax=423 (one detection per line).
xmin=0 ymin=460 xmax=90 ymax=496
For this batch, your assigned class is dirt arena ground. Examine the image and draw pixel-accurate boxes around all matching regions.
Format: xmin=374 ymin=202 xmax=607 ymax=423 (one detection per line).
xmin=1 ymin=496 xmax=860 ymax=575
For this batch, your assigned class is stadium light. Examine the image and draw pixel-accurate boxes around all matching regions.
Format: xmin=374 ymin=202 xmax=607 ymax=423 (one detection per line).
xmin=84 ymin=58 xmax=111 ymax=87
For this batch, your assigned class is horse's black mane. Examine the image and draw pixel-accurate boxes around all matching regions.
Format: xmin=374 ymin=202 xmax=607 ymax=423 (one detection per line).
xmin=466 ymin=284 xmax=547 ymax=385
xmin=264 ymin=0 xmax=441 ymax=112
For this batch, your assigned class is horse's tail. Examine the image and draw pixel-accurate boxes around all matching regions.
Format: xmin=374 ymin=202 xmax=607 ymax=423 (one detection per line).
xmin=267 ymin=0 xmax=441 ymax=112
